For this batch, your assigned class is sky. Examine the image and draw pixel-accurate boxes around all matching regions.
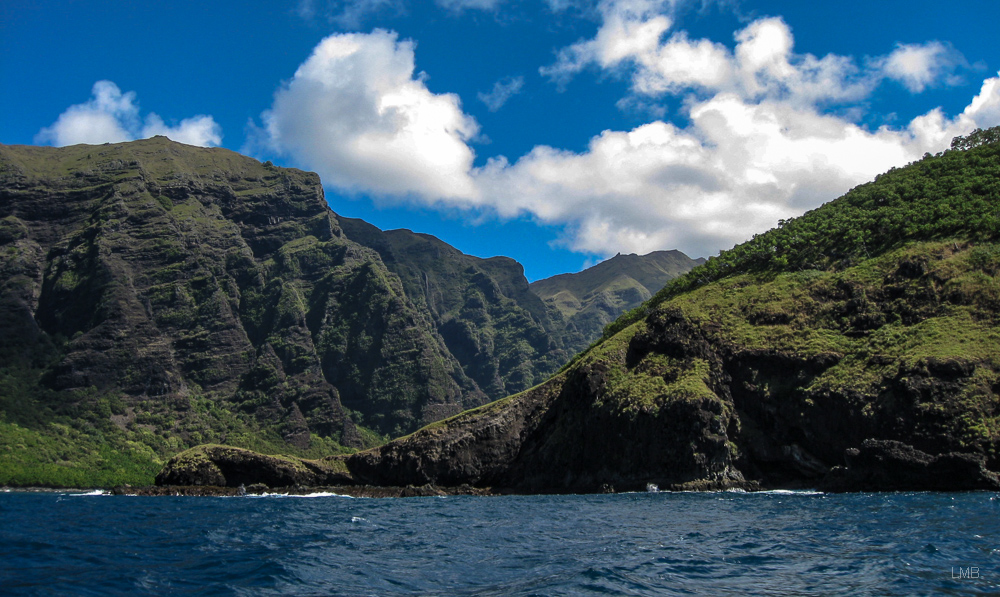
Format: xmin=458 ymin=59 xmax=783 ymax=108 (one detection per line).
xmin=2 ymin=0 xmax=999 ymax=281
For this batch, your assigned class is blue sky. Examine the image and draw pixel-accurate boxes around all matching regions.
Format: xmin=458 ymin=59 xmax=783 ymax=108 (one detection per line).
xmin=2 ymin=0 xmax=999 ymax=281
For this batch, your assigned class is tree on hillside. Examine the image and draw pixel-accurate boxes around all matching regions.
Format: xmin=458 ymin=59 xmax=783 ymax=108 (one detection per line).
xmin=951 ymin=126 xmax=1000 ymax=151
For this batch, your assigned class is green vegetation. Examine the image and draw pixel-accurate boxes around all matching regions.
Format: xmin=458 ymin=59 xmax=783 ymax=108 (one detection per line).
xmin=348 ymin=128 xmax=1000 ymax=494
xmin=540 ymin=128 xmax=1000 ymax=466
xmin=599 ymin=128 xmax=1000 ymax=345
xmin=0 ymin=364 xmax=357 ymax=487
xmin=6 ymin=129 xmax=999 ymax=488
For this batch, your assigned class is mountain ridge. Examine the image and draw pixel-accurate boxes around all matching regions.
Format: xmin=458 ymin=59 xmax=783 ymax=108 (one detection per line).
xmin=530 ymin=250 xmax=705 ymax=357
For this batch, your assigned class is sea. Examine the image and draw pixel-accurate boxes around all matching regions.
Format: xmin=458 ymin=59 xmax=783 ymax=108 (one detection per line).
xmin=1 ymin=489 xmax=998 ymax=596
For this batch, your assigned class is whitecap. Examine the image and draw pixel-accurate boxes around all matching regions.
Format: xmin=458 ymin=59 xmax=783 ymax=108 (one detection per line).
xmin=289 ymin=492 xmax=353 ymax=498
xmin=66 ymin=489 xmax=108 ymax=497
xmin=760 ymin=489 xmax=823 ymax=495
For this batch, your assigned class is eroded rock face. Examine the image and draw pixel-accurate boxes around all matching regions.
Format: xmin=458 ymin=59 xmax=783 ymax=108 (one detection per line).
xmin=0 ymin=139 xmax=503 ymax=443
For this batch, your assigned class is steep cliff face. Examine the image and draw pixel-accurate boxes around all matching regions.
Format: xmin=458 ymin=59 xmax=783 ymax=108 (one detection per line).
xmin=338 ymin=217 xmax=570 ymax=399
xmin=341 ymin=134 xmax=1000 ymax=492
xmin=0 ymin=138 xmax=489 ymax=469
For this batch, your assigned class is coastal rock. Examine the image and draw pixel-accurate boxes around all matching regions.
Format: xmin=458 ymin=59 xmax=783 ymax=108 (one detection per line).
xmin=154 ymin=445 xmax=353 ymax=488
xmin=820 ymin=440 xmax=1000 ymax=492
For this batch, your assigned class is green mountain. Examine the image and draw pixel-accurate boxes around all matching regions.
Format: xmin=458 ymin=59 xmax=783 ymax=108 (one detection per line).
xmin=530 ymin=250 xmax=704 ymax=356
xmin=328 ymin=128 xmax=1000 ymax=493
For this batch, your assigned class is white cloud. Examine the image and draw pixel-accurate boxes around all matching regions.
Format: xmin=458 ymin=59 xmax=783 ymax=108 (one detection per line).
xmin=473 ymin=73 xmax=1000 ymax=257
xmin=478 ymin=76 xmax=525 ymax=111
xmin=541 ymin=0 xmax=674 ymax=87
xmin=36 ymin=81 xmax=138 ymax=146
xmin=261 ymin=30 xmax=480 ymax=201
xmin=542 ymin=10 xmax=881 ymax=106
xmin=141 ymin=114 xmax=223 ymax=147
xmin=264 ymin=21 xmax=999 ymax=260
xmin=36 ymin=80 xmax=221 ymax=148
xmin=542 ymin=4 xmax=972 ymax=109
xmin=963 ymin=74 xmax=1000 ymax=127
xmin=882 ymin=41 xmax=966 ymax=92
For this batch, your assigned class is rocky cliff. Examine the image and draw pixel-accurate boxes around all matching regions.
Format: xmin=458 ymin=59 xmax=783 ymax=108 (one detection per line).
xmin=0 ymin=139 xmax=496 ymax=484
xmin=336 ymin=217 xmax=571 ymax=400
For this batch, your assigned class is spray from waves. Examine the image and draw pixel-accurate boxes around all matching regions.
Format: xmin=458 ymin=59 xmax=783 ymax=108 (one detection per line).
xmin=244 ymin=491 xmax=355 ymax=499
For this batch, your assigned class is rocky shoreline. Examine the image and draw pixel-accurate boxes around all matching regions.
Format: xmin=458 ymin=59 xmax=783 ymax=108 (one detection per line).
xmin=9 ymin=436 xmax=1000 ymax=497
xmin=110 ymin=483 xmax=495 ymax=498
xmin=142 ymin=438 xmax=1000 ymax=497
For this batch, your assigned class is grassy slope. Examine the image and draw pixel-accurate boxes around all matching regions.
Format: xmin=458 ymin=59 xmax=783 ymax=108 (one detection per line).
xmin=529 ymin=251 xmax=704 ymax=355
xmin=566 ymin=135 xmax=1000 ymax=464
xmin=530 ymin=250 xmax=704 ymax=315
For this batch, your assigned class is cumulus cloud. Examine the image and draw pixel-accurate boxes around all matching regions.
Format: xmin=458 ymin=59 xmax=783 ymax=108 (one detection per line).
xmin=541 ymin=2 xmax=978 ymax=110
xmin=881 ymin=41 xmax=967 ymax=92
xmin=541 ymin=0 xmax=674 ymax=87
xmin=142 ymin=114 xmax=223 ymax=147
xmin=261 ymin=30 xmax=480 ymax=201
xmin=542 ymin=8 xmax=884 ymax=106
xmin=475 ymin=86 xmax=1000 ymax=257
xmin=478 ymin=76 xmax=525 ymax=111
xmin=263 ymin=19 xmax=1000 ymax=260
xmin=36 ymin=81 xmax=222 ymax=148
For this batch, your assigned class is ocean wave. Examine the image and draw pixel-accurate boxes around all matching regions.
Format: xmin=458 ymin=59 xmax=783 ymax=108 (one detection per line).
xmin=65 ymin=489 xmax=109 ymax=497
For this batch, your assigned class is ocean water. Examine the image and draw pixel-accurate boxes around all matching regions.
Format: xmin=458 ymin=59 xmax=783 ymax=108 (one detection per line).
xmin=1 ymin=489 xmax=998 ymax=596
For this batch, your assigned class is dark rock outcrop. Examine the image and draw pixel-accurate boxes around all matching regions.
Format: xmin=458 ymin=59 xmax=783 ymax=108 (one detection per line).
xmin=337 ymin=216 xmax=574 ymax=402
xmin=0 ymin=139 xmax=492 ymax=444
xmin=820 ymin=440 xmax=1000 ymax=492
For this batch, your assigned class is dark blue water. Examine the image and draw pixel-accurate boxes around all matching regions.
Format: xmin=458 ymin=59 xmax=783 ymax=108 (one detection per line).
xmin=1 ymin=489 xmax=998 ymax=595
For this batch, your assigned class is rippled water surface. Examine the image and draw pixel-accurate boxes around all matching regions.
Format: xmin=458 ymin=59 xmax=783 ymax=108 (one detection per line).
xmin=2 ymin=489 xmax=999 ymax=595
